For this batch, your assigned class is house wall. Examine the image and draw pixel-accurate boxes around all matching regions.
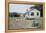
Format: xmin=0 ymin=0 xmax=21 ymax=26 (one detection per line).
xmin=26 ymin=9 xmax=40 ymax=18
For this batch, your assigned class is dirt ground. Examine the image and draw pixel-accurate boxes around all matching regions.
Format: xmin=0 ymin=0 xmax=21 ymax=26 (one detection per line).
xmin=8 ymin=17 xmax=43 ymax=30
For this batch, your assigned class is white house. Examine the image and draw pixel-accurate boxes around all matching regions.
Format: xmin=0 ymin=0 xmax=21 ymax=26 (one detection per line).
xmin=24 ymin=7 xmax=40 ymax=19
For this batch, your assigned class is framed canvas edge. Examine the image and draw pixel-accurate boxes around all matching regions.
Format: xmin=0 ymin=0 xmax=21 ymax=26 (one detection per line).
xmin=5 ymin=0 xmax=45 ymax=33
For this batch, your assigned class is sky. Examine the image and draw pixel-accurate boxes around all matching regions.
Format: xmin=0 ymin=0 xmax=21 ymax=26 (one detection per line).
xmin=9 ymin=4 xmax=35 ymax=13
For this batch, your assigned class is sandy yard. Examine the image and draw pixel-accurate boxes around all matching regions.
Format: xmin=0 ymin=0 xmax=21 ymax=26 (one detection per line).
xmin=8 ymin=17 xmax=43 ymax=29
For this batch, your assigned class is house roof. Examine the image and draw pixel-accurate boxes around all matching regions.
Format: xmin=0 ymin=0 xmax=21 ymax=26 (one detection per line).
xmin=24 ymin=6 xmax=41 ymax=14
xmin=29 ymin=5 xmax=43 ymax=11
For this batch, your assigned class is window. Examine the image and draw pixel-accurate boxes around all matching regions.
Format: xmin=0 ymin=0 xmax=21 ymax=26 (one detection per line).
xmin=37 ymin=12 xmax=39 ymax=16
xmin=31 ymin=12 xmax=34 ymax=16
